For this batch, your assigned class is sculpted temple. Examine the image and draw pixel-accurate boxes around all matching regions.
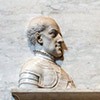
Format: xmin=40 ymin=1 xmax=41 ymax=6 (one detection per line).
xmin=18 ymin=16 xmax=75 ymax=90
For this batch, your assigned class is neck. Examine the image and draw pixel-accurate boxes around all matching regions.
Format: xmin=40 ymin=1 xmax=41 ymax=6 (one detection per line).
xmin=33 ymin=50 xmax=55 ymax=62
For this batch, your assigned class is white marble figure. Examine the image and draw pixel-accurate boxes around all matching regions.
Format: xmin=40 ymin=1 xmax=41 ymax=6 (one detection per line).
xmin=19 ymin=16 xmax=75 ymax=90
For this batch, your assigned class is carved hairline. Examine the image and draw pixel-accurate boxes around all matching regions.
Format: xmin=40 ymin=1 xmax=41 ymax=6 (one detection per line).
xmin=27 ymin=24 xmax=48 ymax=45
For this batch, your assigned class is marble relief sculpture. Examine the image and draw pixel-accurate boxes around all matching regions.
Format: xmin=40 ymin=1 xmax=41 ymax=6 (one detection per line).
xmin=18 ymin=16 xmax=75 ymax=90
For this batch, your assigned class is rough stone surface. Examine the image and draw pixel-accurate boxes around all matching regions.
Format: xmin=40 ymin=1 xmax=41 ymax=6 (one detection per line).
xmin=0 ymin=0 xmax=100 ymax=99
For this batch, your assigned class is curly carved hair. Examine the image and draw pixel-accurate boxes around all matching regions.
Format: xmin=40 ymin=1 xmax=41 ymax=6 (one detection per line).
xmin=27 ymin=24 xmax=47 ymax=46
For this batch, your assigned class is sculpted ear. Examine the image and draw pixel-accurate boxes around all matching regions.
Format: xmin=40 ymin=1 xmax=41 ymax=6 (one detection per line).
xmin=36 ymin=32 xmax=43 ymax=45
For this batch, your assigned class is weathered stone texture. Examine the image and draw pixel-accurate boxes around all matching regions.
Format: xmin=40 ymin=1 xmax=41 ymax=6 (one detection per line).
xmin=0 ymin=0 xmax=100 ymax=99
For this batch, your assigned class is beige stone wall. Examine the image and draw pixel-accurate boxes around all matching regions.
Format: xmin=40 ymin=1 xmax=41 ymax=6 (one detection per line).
xmin=0 ymin=0 xmax=100 ymax=99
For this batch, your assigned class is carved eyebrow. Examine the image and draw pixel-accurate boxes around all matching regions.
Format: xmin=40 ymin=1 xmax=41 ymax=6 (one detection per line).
xmin=50 ymin=29 xmax=62 ymax=36
xmin=48 ymin=29 xmax=58 ymax=37
xmin=50 ymin=29 xmax=58 ymax=33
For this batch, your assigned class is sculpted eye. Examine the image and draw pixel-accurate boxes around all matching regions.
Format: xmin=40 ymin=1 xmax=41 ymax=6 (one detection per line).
xmin=49 ymin=29 xmax=58 ymax=38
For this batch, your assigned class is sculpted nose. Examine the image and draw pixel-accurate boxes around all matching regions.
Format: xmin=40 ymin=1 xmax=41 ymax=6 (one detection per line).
xmin=57 ymin=34 xmax=68 ymax=50
xmin=57 ymin=38 xmax=63 ymax=43
xmin=57 ymin=34 xmax=63 ymax=42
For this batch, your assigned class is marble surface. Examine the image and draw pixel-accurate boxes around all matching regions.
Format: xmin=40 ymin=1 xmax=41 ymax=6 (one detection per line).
xmin=0 ymin=0 xmax=100 ymax=99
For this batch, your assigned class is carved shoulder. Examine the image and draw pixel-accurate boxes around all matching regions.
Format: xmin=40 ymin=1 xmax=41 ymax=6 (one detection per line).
xmin=20 ymin=58 xmax=43 ymax=76
xmin=19 ymin=58 xmax=43 ymax=88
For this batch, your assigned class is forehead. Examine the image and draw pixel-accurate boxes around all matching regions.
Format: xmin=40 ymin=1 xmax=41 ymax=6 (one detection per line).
xmin=28 ymin=17 xmax=61 ymax=32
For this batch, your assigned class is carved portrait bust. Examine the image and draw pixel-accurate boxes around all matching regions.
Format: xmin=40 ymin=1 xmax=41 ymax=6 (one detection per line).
xmin=18 ymin=16 xmax=75 ymax=90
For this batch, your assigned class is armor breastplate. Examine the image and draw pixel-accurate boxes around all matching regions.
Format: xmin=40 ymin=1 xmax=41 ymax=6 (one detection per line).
xmin=19 ymin=57 xmax=75 ymax=89
xmin=38 ymin=67 xmax=59 ymax=88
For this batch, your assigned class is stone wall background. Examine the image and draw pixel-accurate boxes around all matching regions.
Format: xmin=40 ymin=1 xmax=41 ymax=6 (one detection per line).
xmin=0 ymin=0 xmax=100 ymax=99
